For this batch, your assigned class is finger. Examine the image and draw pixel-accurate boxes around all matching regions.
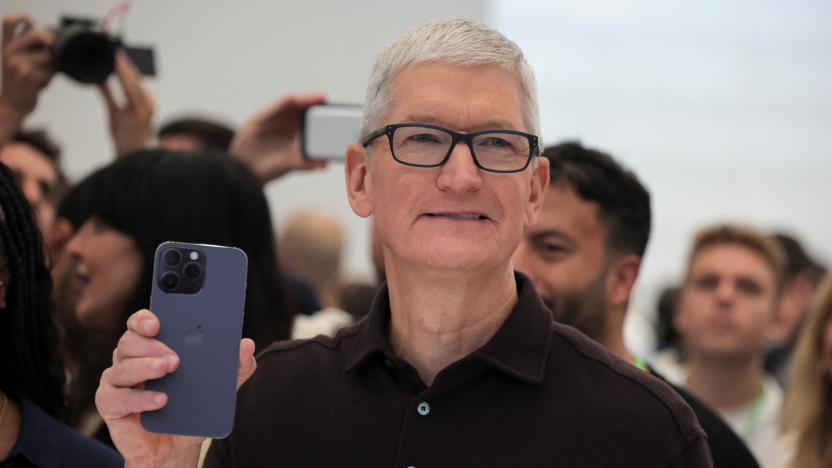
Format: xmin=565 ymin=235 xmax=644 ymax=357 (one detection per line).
xmin=114 ymin=49 xmax=148 ymax=108
xmin=6 ymin=27 xmax=53 ymax=55
xmin=2 ymin=13 xmax=33 ymax=48
xmin=116 ymin=330 xmax=176 ymax=361
xmin=107 ymin=355 xmax=179 ymax=388
xmin=126 ymin=309 xmax=161 ymax=337
xmin=96 ymin=381 xmax=167 ymax=421
xmin=257 ymin=93 xmax=327 ymax=124
xmin=98 ymin=80 xmax=119 ymax=112
xmin=300 ymin=160 xmax=328 ymax=171
xmin=236 ymin=338 xmax=257 ymax=390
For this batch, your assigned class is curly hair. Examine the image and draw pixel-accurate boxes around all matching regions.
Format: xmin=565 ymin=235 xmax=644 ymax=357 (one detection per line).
xmin=0 ymin=162 xmax=66 ymax=419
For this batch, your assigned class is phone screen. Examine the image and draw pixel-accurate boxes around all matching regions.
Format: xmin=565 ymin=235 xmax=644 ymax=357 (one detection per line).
xmin=302 ymin=104 xmax=362 ymax=160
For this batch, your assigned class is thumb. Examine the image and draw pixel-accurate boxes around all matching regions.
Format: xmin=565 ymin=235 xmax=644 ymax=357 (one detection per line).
xmin=236 ymin=338 xmax=257 ymax=390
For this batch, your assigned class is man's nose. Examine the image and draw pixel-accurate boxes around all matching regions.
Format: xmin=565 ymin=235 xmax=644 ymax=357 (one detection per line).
xmin=435 ymin=141 xmax=483 ymax=194
xmin=714 ymin=280 xmax=736 ymax=307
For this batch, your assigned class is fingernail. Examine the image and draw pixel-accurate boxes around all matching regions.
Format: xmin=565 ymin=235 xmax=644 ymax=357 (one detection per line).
xmin=154 ymin=393 xmax=165 ymax=405
xmin=152 ymin=358 xmax=165 ymax=370
xmin=142 ymin=319 xmax=154 ymax=334
xmin=164 ymin=354 xmax=179 ymax=369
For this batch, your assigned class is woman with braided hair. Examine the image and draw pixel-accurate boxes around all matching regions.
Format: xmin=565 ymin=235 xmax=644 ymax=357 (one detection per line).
xmin=0 ymin=162 xmax=121 ymax=467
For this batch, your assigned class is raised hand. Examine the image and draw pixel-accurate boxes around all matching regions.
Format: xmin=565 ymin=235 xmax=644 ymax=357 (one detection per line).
xmin=230 ymin=93 xmax=327 ymax=184
xmin=95 ymin=309 xmax=256 ymax=468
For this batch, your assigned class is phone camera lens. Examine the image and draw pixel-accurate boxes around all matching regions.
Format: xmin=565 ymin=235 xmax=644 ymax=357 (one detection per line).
xmin=184 ymin=262 xmax=202 ymax=280
xmin=160 ymin=272 xmax=180 ymax=292
xmin=163 ymin=249 xmax=182 ymax=267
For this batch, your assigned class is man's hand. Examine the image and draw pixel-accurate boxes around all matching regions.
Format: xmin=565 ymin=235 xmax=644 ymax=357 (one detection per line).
xmin=95 ymin=309 xmax=256 ymax=467
xmin=0 ymin=13 xmax=55 ymax=144
xmin=99 ymin=50 xmax=155 ymax=157
xmin=230 ymin=93 xmax=327 ymax=184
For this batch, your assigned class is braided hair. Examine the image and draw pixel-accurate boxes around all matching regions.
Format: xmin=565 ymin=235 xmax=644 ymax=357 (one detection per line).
xmin=0 ymin=162 xmax=66 ymax=419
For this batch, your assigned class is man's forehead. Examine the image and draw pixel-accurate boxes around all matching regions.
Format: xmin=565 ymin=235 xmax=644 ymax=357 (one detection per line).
xmin=691 ymin=245 xmax=775 ymax=278
xmin=385 ymin=62 xmax=526 ymax=129
xmin=403 ymin=113 xmax=518 ymax=132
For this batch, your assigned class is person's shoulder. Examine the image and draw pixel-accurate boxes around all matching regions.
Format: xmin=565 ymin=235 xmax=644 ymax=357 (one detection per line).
xmin=549 ymin=322 xmax=704 ymax=440
xmin=23 ymin=401 xmax=123 ymax=467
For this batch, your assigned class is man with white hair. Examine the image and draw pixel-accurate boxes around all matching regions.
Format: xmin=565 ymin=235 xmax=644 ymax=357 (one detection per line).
xmin=95 ymin=18 xmax=711 ymax=467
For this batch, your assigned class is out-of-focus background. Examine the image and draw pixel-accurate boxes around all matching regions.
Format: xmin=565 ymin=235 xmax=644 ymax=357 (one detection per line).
xmin=4 ymin=0 xmax=830 ymax=354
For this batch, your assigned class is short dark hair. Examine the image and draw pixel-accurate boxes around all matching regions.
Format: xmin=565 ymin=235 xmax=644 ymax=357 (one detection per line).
xmin=771 ymin=232 xmax=826 ymax=287
xmin=10 ymin=128 xmax=67 ymax=188
xmin=158 ymin=117 xmax=236 ymax=152
xmin=544 ymin=141 xmax=652 ymax=257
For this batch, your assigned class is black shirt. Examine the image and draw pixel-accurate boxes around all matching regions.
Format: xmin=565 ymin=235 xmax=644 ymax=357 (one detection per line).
xmin=0 ymin=398 xmax=122 ymax=468
xmin=207 ymin=273 xmax=712 ymax=467
xmin=648 ymin=372 xmax=760 ymax=468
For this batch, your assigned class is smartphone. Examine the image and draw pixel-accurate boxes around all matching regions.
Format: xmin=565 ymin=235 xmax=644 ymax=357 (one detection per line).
xmin=302 ymin=103 xmax=363 ymax=160
xmin=141 ymin=241 xmax=248 ymax=438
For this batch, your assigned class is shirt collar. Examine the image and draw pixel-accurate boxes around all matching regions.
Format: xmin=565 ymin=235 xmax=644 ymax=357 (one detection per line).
xmin=344 ymin=272 xmax=553 ymax=385
xmin=7 ymin=398 xmax=62 ymax=467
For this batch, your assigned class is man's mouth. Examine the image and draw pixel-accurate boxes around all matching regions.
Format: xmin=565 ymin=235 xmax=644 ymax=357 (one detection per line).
xmin=424 ymin=212 xmax=490 ymax=221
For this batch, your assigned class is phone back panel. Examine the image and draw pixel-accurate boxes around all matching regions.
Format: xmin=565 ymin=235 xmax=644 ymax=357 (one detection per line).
xmin=141 ymin=241 xmax=248 ymax=438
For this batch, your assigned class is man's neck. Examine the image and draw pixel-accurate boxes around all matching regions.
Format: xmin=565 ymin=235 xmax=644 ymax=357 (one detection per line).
xmin=686 ymin=353 xmax=764 ymax=412
xmin=599 ymin=304 xmax=635 ymax=365
xmin=386 ymin=262 xmax=518 ymax=386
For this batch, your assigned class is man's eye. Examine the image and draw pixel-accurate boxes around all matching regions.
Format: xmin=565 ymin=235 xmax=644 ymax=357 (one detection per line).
xmin=736 ymin=278 xmax=762 ymax=296
xmin=407 ymin=133 xmax=442 ymax=144
xmin=534 ymin=241 xmax=569 ymax=261
xmin=479 ymin=136 xmax=512 ymax=148
xmin=694 ymin=275 xmax=719 ymax=290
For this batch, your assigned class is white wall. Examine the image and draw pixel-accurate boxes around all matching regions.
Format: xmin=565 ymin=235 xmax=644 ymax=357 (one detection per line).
xmin=1 ymin=0 xmax=488 ymax=282
xmin=494 ymin=0 xmax=832 ymax=354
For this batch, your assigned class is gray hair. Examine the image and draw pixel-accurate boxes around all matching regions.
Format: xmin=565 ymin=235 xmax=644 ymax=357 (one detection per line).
xmin=360 ymin=18 xmax=540 ymax=145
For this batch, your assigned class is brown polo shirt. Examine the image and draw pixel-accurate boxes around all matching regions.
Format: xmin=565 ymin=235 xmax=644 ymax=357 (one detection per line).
xmin=206 ymin=273 xmax=712 ymax=467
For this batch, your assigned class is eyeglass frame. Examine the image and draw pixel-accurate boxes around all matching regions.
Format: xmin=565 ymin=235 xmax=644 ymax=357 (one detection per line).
xmin=361 ymin=123 xmax=540 ymax=174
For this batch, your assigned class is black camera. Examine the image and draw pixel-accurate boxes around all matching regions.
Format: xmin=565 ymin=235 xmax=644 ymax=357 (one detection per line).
xmin=54 ymin=16 xmax=155 ymax=84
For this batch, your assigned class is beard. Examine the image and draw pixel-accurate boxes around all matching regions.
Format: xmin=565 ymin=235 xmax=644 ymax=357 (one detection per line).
xmin=541 ymin=273 xmax=608 ymax=341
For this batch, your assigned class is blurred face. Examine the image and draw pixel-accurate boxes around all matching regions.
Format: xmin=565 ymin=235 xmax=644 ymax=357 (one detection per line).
xmin=65 ymin=217 xmax=143 ymax=332
xmin=676 ymin=243 xmax=778 ymax=361
xmin=348 ymin=62 xmax=547 ymax=275
xmin=0 ymin=142 xmax=59 ymax=234
xmin=512 ymin=183 xmax=608 ymax=338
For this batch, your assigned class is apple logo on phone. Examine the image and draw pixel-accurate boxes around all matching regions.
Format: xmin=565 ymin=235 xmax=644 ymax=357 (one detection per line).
xmin=185 ymin=324 xmax=206 ymax=346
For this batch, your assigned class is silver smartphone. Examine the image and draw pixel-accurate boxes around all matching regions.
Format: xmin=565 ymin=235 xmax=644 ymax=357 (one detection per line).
xmin=141 ymin=241 xmax=248 ymax=438
xmin=302 ymin=103 xmax=363 ymax=161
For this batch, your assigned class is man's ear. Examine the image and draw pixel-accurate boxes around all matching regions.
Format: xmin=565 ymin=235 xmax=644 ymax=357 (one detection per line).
xmin=605 ymin=254 xmax=641 ymax=308
xmin=345 ymin=143 xmax=373 ymax=218
xmin=524 ymin=156 xmax=550 ymax=230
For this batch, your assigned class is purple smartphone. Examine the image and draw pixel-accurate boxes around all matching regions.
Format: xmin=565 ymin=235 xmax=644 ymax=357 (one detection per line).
xmin=141 ymin=241 xmax=248 ymax=437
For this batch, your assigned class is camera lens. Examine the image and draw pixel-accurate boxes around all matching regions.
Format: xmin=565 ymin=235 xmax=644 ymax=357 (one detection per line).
xmin=160 ymin=272 xmax=180 ymax=292
xmin=163 ymin=249 xmax=182 ymax=267
xmin=184 ymin=262 xmax=202 ymax=280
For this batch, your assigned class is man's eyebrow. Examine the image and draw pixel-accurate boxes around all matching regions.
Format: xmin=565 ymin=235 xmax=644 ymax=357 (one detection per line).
xmin=528 ymin=229 xmax=574 ymax=243
xmin=404 ymin=114 xmax=519 ymax=132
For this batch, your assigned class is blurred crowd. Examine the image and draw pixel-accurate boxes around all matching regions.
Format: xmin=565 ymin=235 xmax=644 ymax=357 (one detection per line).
xmin=0 ymin=9 xmax=829 ymax=468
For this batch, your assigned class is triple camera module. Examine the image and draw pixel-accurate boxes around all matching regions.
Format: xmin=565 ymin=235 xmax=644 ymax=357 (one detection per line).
xmin=157 ymin=247 xmax=207 ymax=294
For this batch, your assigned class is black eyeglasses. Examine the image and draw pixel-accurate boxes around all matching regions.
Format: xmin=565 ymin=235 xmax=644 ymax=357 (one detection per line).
xmin=362 ymin=123 xmax=540 ymax=173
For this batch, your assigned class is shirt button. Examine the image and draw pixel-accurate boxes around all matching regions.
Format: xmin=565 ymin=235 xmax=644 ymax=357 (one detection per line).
xmin=383 ymin=359 xmax=394 ymax=369
xmin=417 ymin=401 xmax=431 ymax=416
xmin=407 ymin=466 xmax=416 ymax=468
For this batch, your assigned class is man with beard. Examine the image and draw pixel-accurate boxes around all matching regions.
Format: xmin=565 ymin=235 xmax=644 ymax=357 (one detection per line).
xmin=512 ymin=141 xmax=760 ymax=468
